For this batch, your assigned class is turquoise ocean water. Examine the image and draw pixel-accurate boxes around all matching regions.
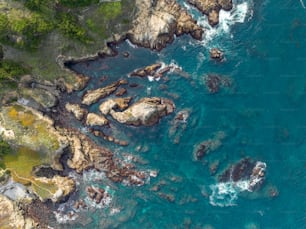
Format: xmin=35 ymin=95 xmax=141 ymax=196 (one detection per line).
xmin=65 ymin=0 xmax=306 ymax=228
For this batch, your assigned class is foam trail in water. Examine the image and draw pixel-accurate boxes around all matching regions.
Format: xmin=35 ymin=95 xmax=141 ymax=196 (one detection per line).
xmin=209 ymin=161 xmax=266 ymax=207
xmin=185 ymin=0 xmax=252 ymax=46
xmin=126 ymin=39 xmax=138 ymax=48
xmin=300 ymin=0 xmax=306 ymax=9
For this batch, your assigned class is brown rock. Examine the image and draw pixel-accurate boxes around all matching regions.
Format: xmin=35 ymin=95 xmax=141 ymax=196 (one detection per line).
xmin=210 ymin=48 xmax=224 ymax=61
xmin=86 ymin=113 xmax=109 ymax=126
xmin=187 ymin=0 xmax=232 ymax=26
xmin=65 ymin=103 xmax=87 ymax=120
xmin=108 ymin=97 xmax=175 ymax=126
xmin=82 ymin=79 xmax=128 ymax=106
xmin=127 ymin=0 xmax=203 ymax=50
xmin=208 ymin=10 xmax=219 ymax=26
xmin=115 ymin=88 xmax=127 ymax=96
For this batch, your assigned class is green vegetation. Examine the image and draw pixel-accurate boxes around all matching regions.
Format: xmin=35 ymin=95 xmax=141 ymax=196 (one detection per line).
xmin=0 ymin=138 xmax=12 ymax=168
xmin=4 ymin=146 xmax=59 ymax=199
xmin=0 ymin=0 xmax=136 ymax=97
xmin=56 ymin=12 xmax=92 ymax=44
xmin=1 ymin=104 xmax=61 ymax=153
xmin=0 ymin=60 xmax=30 ymax=88
xmin=0 ymin=8 xmax=52 ymax=49
xmin=99 ymin=1 xmax=122 ymax=20
xmin=58 ymin=0 xmax=99 ymax=7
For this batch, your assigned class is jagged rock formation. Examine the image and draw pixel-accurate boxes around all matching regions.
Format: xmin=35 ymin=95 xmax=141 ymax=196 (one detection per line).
xmin=99 ymin=97 xmax=175 ymax=126
xmin=127 ymin=0 xmax=203 ymax=50
xmin=82 ymin=79 xmax=128 ymax=106
xmin=187 ymin=0 xmax=233 ymax=26
xmin=65 ymin=103 xmax=87 ymax=120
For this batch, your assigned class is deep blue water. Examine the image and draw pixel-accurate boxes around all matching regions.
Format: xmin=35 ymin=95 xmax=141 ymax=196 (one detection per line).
xmin=66 ymin=0 xmax=306 ymax=228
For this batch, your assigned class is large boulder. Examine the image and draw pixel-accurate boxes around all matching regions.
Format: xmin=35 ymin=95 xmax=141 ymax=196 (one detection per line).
xmin=65 ymin=103 xmax=87 ymax=120
xmin=85 ymin=113 xmax=109 ymax=126
xmin=127 ymin=0 xmax=203 ymax=50
xmin=104 ymin=97 xmax=175 ymax=126
xmin=82 ymin=79 xmax=128 ymax=106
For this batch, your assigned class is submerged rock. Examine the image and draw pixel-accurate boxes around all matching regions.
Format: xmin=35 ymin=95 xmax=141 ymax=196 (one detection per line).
xmin=100 ymin=97 xmax=175 ymax=126
xmin=194 ymin=131 xmax=226 ymax=160
xmin=203 ymin=74 xmax=232 ymax=94
xmin=82 ymin=79 xmax=128 ymax=106
xmin=127 ymin=0 xmax=203 ymax=50
xmin=187 ymin=0 xmax=233 ymax=26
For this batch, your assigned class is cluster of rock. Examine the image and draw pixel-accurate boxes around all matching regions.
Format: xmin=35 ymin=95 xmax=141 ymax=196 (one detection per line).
xmin=100 ymin=97 xmax=175 ymax=126
xmin=61 ymin=128 xmax=148 ymax=184
xmin=127 ymin=0 xmax=203 ymax=50
xmin=187 ymin=0 xmax=233 ymax=26
xmin=86 ymin=186 xmax=111 ymax=206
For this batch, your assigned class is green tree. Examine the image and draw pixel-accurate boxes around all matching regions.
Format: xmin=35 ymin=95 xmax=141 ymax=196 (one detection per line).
xmin=0 ymin=45 xmax=3 ymax=60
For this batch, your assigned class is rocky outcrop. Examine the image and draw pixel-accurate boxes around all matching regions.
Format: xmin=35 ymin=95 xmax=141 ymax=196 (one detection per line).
xmin=18 ymin=75 xmax=61 ymax=110
xmin=99 ymin=97 xmax=132 ymax=115
xmin=100 ymin=97 xmax=175 ymax=126
xmin=218 ymin=158 xmax=267 ymax=191
xmin=85 ymin=113 xmax=109 ymax=127
xmin=127 ymin=0 xmax=203 ymax=50
xmin=86 ymin=186 xmax=111 ymax=205
xmin=33 ymin=175 xmax=75 ymax=202
xmin=0 ymin=194 xmax=35 ymax=229
xmin=63 ymin=128 xmax=147 ymax=184
xmin=130 ymin=63 xmax=173 ymax=78
xmin=210 ymin=48 xmax=224 ymax=61
xmin=187 ymin=0 xmax=233 ymax=26
xmin=82 ymin=79 xmax=128 ymax=106
xmin=65 ymin=103 xmax=87 ymax=120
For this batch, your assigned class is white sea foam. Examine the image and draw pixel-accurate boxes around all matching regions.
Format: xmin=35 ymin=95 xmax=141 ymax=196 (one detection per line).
xmin=184 ymin=0 xmax=252 ymax=46
xmin=83 ymin=169 xmax=107 ymax=182
xmin=209 ymin=161 xmax=266 ymax=207
xmin=54 ymin=211 xmax=78 ymax=224
xmin=203 ymin=1 xmax=251 ymax=43
xmin=300 ymin=0 xmax=306 ymax=9
xmin=126 ymin=39 xmax=138 ymax=48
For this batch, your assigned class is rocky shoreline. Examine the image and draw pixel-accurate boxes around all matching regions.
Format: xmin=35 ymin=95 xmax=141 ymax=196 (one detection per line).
xmin=0 ymin=0 xmax=241 ymax=227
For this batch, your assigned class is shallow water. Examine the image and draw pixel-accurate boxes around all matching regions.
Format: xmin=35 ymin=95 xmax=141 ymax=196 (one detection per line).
xmin=65 ymin=0 xmax=306 ymax=228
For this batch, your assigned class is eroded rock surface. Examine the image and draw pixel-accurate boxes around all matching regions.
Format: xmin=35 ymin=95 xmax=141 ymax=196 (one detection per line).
xmin=100 ymin=97 xmax=175 ymax=126
xmin=127 ymin=0 xmax=203 ymax=50
xmin=86 ymin=113 xmax=109 ymax=127
xmin=65 ymin=103 xmax=87 ymax=120
xmin=82 ymin=79 xmax=128 ymax=106
xmin=218 ymin=158 xmax=267 ymax=191
xmin=187 ymin=0 xmax=233 ymax=26
xmin=0 ymin=194 xmax=35 ymax=229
